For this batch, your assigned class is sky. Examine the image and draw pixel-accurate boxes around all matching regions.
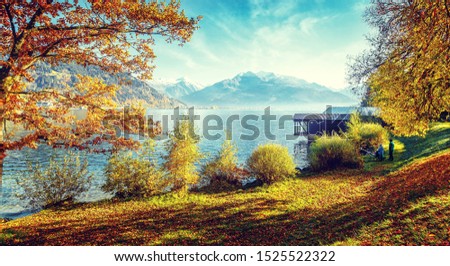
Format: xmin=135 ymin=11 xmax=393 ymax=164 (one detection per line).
xmin=151 ymin=0 xmax=372 ymax=89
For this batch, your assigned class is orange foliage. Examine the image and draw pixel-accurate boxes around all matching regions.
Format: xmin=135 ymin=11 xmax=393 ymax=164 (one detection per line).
xmin=0 ymin=0 xmax=200 ymax=150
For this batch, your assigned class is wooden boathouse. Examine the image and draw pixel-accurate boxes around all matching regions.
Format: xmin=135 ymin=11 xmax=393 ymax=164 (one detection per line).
xmin=293 ymin=106 xmax=379 ymax=141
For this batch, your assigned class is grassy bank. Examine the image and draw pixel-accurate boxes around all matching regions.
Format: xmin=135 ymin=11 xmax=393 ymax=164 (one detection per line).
xmin=1 ymin=123 xmax=449 ymax=246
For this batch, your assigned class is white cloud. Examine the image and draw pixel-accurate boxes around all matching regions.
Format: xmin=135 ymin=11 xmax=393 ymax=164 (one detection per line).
xmin=299 ymin=17 xmax=320 ymax=35
xmin=150 ymin=0 xmax=372 ymax=89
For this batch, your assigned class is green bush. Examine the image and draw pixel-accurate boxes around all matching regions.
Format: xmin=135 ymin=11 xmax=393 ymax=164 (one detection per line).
xmin=309 ymin=134 xmax=363 ymax=171
xmin=246 ymin=143 xmax=297 ymax=184
xmin=103 ymin=140 xmax=163 ymax=198
xmin=202 ymin=140 xmax=248 ymax=188
xmin=16 ymin=151 xmax=92 ymax=208
xmin=346 ymin=113 xmax=389 ymax=151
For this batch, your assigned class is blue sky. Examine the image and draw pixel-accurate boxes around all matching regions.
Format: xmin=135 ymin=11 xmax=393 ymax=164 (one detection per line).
xmin=151 ymin=0 xmax=372 ymax=89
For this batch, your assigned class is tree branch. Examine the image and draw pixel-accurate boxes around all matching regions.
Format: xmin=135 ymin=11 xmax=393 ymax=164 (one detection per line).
xmin=36 ymin=23 xmax=124 ymax=32
xmin=24 ymin=4 xmax=44 ymax=31
xmin=7 ymin=89 xmax=55 ymax=95
xmin=445 ymin=0 xmax=450 ymax=18
xmin=8 ymin=89 xmax=109 ymax=113
xmin=36 ymin=23 xmax=165 ymax=37
xmin=11 ymin=4 xmax=45 ymax=60
xmin=4 ymin=4 xmax=17 ymax=39
xmin=24 ymin=33 xmax=106 ymax=70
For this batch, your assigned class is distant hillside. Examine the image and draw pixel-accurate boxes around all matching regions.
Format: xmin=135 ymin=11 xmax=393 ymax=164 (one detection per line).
xmin=146 ymin=78 xmax=203 ymax=99
xmin=182 ymin=72 xmax=356 ymax=108
xmin=28 ymin=63 xmax=185 ymax=108
xmin=336 ymin=87 xmax=360 ymax=102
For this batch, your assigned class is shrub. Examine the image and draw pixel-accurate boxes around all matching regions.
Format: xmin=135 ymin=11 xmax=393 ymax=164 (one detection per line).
xmin=16 ymin=151 xmax=92 ymax=208
xmin=202 ymin=140 xmax=248 ymax=188
xmin=346 ymin=112 xmax=362 ymax=144
xmin=358 ymin=123 xmax=389 ymax=150
xmin=246 ymin=143 xmax=296 ymax=184
xmin=309 ymin=134 xmax=363 ymax=171
xmin=103 ymin=139 xmax=163 ymax=198
xmin=163 ymin=121 xmax=202 ymax=194
xmin=346 ymin=113 xmax=389 ymax=151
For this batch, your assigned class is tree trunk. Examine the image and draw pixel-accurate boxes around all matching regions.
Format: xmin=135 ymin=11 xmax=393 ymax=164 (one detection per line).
xmin=0 ymin=151 xmax=3 ymax=196
xmin=0 ymin=113 xmax=4 ymax=196
xmin=1 ymin=71 xmax=8 ymax=196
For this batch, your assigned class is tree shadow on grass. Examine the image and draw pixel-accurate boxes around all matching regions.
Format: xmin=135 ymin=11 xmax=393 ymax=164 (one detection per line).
xmin=2 ymin=153 xmax=449 ymax=246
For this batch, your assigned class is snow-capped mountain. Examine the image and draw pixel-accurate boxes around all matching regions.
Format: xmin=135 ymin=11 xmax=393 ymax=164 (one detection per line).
xmin=181 ymin=71 xmax=356 ymax=108
xmin=147 ymin=78 xmax=203 ymax=99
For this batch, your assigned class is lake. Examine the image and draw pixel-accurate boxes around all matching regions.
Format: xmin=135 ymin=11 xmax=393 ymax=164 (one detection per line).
xmin=0 ymin=107 xmax=322 ymax=219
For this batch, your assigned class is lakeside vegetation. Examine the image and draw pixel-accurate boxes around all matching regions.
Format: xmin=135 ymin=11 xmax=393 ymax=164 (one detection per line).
xmin=1 ymin=123 xmax=449 ymax=246
xmin=1 ymin=0 xmax=450 ymax=248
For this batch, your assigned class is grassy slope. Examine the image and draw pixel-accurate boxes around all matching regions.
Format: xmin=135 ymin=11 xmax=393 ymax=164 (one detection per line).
xmin=1 ymin=124 xmax=449 ymax=246
xmin=365 ymin=122 xmax=450 ymax=173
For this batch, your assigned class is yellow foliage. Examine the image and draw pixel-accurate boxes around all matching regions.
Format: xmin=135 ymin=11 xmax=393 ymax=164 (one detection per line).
xmin=202 ymin=139 xmax=246 ymax=186
xmin=103 ymin=139 xmax=163 ymax=198
xmin=309 ymin=134 xmax=363 ymax=171
xmin=366 ymin=0 xmax=450 ymax=136
xmin=246 ymin=143 xmax=296 ymax=184
xmin=346 ymin=113 xmax=389 ymax=151
xmin=163 ymin=121 xmax=202 ymax=194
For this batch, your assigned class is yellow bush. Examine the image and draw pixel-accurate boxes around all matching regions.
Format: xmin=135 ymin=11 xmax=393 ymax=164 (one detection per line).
xmin=103 ymin=140 xmax=163 ymax=198
xmin=346 ymin=113 xmax=389 ymax=151
xmin=359 ymin=123 xmax=389 ymax=150
xmin=246 ymin=143 xmax=297 ymax=184
xmin=202 ymin=140 xmax=247 ymax=187
xmin=163 ymin=121 xmax=202 ymax=194
xmin=309 ymin=134 xmax=363 ymax=171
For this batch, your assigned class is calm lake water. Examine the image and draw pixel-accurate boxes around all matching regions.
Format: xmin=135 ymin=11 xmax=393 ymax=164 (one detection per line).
xmin=0 ymin=108 xmax=321 ymax=219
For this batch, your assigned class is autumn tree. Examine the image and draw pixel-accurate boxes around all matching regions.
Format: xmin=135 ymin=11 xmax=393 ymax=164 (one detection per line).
xmin=163 ymin=120 xmax=202 ymax=195
xmin=0 ymin=0 xmax=200 ymax=179
xmin=348 ymin=0 xmax=450 ymax=135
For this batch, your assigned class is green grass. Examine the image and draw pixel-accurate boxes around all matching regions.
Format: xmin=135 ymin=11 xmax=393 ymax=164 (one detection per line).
xmin=395 ymin=123 xmax=450 ymax=165
xmin=0 ymin=171 xmax=373 ymax=245
xmin=364 ymin=122 xmax=450 ymax=173
xmin=1 ymin=123 xmax=450 ymax=246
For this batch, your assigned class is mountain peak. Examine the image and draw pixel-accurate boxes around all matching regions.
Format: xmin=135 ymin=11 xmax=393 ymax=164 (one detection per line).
xmin=237 ymin=71 xmax=256 ymax=78
xmin=182 ymin=71 xmax=356 ymax=107
xmin=176 ymin=77 xmax=190 ymax=83
xmin=237 ymin=71 xmax=275 ymax=77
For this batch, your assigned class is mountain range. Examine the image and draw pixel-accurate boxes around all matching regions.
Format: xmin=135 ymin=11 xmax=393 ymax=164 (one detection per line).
xmin=28 ymin=64 xmax=356 ymax=109
xmin=28 ymin=63 xmax=185 ymax=108
xmin=146 ymin=78 xmax=203 ymax=99
xmin=181 ymin=72 xmax=355 ymax=108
